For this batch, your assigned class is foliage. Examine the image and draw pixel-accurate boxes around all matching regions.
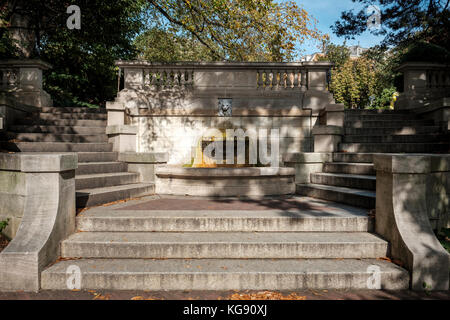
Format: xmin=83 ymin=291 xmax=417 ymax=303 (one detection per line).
xmin=143 ymin=0 xmax=328 ymax=61
xmin=332 ymin=0 xmax=450 ymax=51
xmin=1 ymin=0 xmax=146 ymax=106
xmin=316 ymin=41 xmax=350 ymax=69
xmin=329 ymin=57 xmax=377 ymax=109
xmin=399 ymin=42 xmax=450 ymax=64
xmin=437 ymin=228 xmax=450 ymax=253
xmin=0 ymin=218 xmax=9 ymax=233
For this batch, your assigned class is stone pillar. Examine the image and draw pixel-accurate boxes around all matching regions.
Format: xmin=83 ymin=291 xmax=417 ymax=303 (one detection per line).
xmin=302 ymin=62 xmax=335 ymax=114
xmin=0 ymin=152 xmax=77 ymax=291
xmin=312 ymin=126 xmax=343 ymax=152
xmin=283 ymin=152 xmax=332 ymax=184
xmin=106 ymin=125 xmax=138 ymax=153
xmin=0 ymin=60 xmax=53 ymax=108
xmin=319 ymin=104 xmax=345 ymax=126
xmin=374 ymin=154 xmax=450 ymax=290
xmin=118 ymin=152 xmax=168 ymax=183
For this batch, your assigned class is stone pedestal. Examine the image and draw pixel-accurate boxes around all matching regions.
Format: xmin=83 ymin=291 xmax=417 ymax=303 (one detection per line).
xmin=312 ymin=126 xmax=343 ymax=152
xmin=0 ymin=153 xmax=77 ymax=291
xmin=106 ymin=125 xmax=137 ymax=153
xmin=118 ymin=152 xmax=168 ymax=183
xmin=283 ymin=152 xmax=332 ymax=184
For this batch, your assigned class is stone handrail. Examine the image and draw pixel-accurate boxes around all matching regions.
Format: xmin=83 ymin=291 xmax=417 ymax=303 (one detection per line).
xmin=115 ymin=60 xmax=332 ymax=91
xmin=374 ymin=154 xmax=450 ymax=290
xmin=0 ymin=153 xmax=77 ymax=291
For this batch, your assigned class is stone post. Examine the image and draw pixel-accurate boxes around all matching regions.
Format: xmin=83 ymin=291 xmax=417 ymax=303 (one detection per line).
xmin=0 ymin=60 xmax=53 ymax=108
xmin=283 ymin=153 xmax=332 ymax=184
xmin=0 ymin=153 xmax=77 ymax=291
xmin=312 ymin=126 xmax=343 ymax=152
xmin=374 ymin=154 xmax=450 ymax=290
xmin=118 ymin=152 xmax=168 ymax=183
xmin=106 ymin=125 xmax=138 ymax=153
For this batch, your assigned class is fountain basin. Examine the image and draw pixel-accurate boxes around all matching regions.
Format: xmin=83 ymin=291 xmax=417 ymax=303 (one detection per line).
xmin=155 ymin=166 xmax=295 ymax=197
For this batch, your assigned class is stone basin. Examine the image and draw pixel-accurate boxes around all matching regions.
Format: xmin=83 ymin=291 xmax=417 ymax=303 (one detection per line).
xmin=155 ymin=166 xmax=295 ymax=197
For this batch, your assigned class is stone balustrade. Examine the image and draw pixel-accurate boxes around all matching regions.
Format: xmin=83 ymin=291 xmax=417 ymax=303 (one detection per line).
xmin=116 ymin=61 xmax=331 ymax=92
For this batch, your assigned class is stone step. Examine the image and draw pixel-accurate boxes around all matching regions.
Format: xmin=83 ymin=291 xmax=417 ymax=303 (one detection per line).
xmin=332 ymin=153 xmax=374 ymax=163
xmin=9 ymin=125 xmax=106 ymax=135
xmin=344 ymin=109 xmax=411 ymax=115
xmin=60 ymin=231 xmax=388 ymax=259
xmin=41 ymin=106 xmax=107 ymax=114
xmin=77 ymin=152 xmax=118 ymax=163
xmin=344 ymin=126 xmax=442 ymax=136
xmin=323 ymin=162 xmax=375 ymax=175
xmin=38 ymin=113 xmax=107 ymax=120
xmin=343 ymin=134 xmax=449 ymax=144
xmin=17 ymin=118 xmax=107 ymax=127
xmin=76 ymin=183 xmax=155 ymax=208
xmin=41 ymin=258 xmax=409 ymax=290
xmin=5 ymin=132 xmax=108 ymax=143
xmin=345 ymin=114 xmax=420 ymax=121
xmin=339 ymin=142 xmax=450 ymax=153
xmin=75 ymin=172 xmax=140 ymax=190
xmin=75 ymin=162 xmax=127 ymax=175
xmin=311 ymin=173 xmax=376 ymax=191
xmin=1 ymin=141 xmax=113 ymax=152
xmin=76 ymin=206 xmax=372 ymax=232
xmin=345 ymin=120 xmax=434 ymax=128
xmin=296 ymin=184 xmax=376 ymax=209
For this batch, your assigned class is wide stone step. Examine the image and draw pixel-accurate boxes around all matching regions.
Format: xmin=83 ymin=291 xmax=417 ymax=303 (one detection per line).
xmin=339 ymin=142 xmax=450 ymax=153
xmin=75 ymin=161 xmax=127 ymax=175
xmin=311 ymin=173 xmax=376 ymax=191
xmin=41 ymin=106 xmax=107 ymax=114
xmin=75 ymin=172 xmax=140 ymax=190
xmin=76 ymin=206 xmax=372 ymax=232
xmin=41 ymin=258 xmax=409 ymax=290
xmin=17 ymin=118 xmax=107 ymax=127
xmin=9 ymin=125 xmax=106 ymax=135
xmin=344 ymin=109 xmax=411 ymax=115
xmin=323 ymin=162 xmax=375 ymax=175
xmin=60 ymin=231 xmax=388 ymax=259
xmin=77 ymin=152 xmax=118 ymax=163
xmin=344 ymin=126 xmax=441 ymax=136
xmin=76 ymin=183 xmax=155 ymax=208
xmin=332 ymin=153 xmax=374 ymax=163
xmin=345 ymin=114 xmax=420 ymax=121
xmin=343 ymin=134 xmax=449 ymax=144
xmin=6 ymin=132 xmax=108 ymax=143
xmin=296 ymin=184 xmax=376 ymax=209
xmin=38 ymin=112 xmax=107 ymax=120
xmin=1 ymin=141 xmax=113 ymax=152
xmin=345 ymin=120 xmax=434 ymax=128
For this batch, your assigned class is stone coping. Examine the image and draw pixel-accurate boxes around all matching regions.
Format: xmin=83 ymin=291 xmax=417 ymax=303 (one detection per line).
xmin=0 ymin=153 xmax=77 ymax=172
xmin=0 ymin=59 xmax=52 ymax=70
xmin=395 ymin=62 xmax=449 ymax=72
xmin=283 ymin=152 xmax=332 ymax=163
xmin=116 ymin=60 xmax=333 ymax=69
xmin=106 ymin=125 xmax=138 ymax=135
xmin=374 ymin=154 xmax=450 ymax=174
xmin=156 ymin=166 xmax=295 ymax=178
xmin=118 ymin=152 xmax=168 ymax=163
xmin=312 ymin=125 xmax=344 ymax=135
xmin=324 ymin=104 xmax=345 ymax=112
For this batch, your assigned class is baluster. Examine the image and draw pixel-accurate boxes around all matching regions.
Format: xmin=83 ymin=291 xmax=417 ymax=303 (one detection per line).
xmin=293 ymin=70 xmax=299 ymax=89
xmin=264 ymin=70 xmax=270 ymax=88
xmin=257 ymin=70 xmax=264 ymax=88
xmin=271 ymin=70 xmax=277 ymax=89
xmin=288 ymin=70 xmax=294 ymax=89
xmin=301 ymin=70 xmax=307 ymax=91
xmin=179 ymin=69 xmax=186 ymax=87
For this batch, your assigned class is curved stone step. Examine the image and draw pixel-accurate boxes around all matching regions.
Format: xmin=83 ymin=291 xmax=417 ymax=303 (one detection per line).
xmin=296 ymin=183 xmax=376 ymax=209
xmin=75 ymin=172 xmax=140 ymax=190
xmin=311 ymin=172 xmax=376 ymax=190
xmin=60 ymin=231 xmax=388 ymax=259
xmin=76 ymin=183 xmax=155 ymax=208
xmin=41 ymin=258 xmax=409 ymax=290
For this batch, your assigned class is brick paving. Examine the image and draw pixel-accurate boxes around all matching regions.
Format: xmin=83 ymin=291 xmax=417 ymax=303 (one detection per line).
xmin=117 ymin=196 xmax=348 ymax=212
xmin=0 ymin=289 xmax=449 ymax=300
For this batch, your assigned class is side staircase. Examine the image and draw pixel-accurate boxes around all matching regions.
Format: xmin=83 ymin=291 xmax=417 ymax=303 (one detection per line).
xmin=297 ymin=109 xmax=450 ymax=208
xmin=0 ymin=106 xmax=154 ymax=208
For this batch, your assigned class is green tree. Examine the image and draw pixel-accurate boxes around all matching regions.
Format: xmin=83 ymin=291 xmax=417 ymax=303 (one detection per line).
xmin=317 ymin=41 xmax=350 ymax=69
xmin=332 ymin=0 xmax=450 ymax=51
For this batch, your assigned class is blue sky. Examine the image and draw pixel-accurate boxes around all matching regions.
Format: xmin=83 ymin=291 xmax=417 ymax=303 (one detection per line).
xmin=296 ymin=0 xmax=385 ymax=55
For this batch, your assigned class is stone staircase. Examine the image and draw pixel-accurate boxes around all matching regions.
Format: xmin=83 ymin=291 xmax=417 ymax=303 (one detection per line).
xmin=0 ymin=106 xmax=154 ymax=208
xmin=296 ymin=109 xmax=450 ymax=208
xmin=41 ymin=197 xmax=409 ymax=290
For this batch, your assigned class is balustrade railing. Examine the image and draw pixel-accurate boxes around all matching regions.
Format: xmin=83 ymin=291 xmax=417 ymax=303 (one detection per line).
xmin=115 ymin=61 xmax=332 ymax=92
